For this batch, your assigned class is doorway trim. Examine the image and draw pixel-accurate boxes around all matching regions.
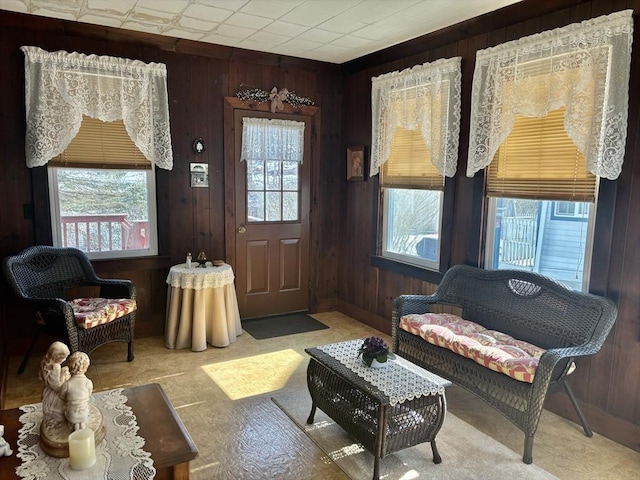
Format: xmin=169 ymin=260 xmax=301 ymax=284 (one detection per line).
xmin=223 ymin=96 xmax=320 ymax=313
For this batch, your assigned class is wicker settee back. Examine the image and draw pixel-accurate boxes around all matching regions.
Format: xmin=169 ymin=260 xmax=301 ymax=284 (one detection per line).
xmin=433 ymin=265 xmax=617 ymax=350
xmin=3 ymin=245 xmax=98 ymax=301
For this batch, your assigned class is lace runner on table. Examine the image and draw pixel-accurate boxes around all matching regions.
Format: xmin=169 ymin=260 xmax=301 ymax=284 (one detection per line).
xmin=317 ymin=339 xmax=451 ymax=406
xmin=166 ymin=263 xmax=235 ymax=290
xmin=16 ymin=388 xmax=155 ymax=480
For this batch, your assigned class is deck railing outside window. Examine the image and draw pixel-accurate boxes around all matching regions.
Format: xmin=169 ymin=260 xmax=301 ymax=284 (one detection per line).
xmin=61 ymin=215 xmax=148 ymax=253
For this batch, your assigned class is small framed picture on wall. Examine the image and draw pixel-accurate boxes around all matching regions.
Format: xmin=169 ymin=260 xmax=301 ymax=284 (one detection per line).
xmin=190 ymin=163 xmax=209 ymax=187
xmin=347 ymin=146 xmax=365 ymax=181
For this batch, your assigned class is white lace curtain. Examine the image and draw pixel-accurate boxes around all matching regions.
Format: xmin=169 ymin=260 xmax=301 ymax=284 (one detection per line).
xmin=370 ymin=56 xmax=462 ymax=178
xmin=21 ymin=46 xmax=173 ymax=170
xmin=467 ymin=10 xmax=633 ymax=180
xmin=240 ymin=118 xmax=305 ymax=163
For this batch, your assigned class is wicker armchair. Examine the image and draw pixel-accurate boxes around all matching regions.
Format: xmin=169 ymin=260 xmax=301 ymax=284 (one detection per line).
xmin=3 ymin=245 xmax=136 ymax=373
xmin=392 ymin=264 xmax=618 ymax=464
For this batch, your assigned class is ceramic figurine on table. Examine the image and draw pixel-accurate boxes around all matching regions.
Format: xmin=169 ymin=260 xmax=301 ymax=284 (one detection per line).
xmin=0 ymin=425 xmax=12 ymax=456
xmin=39 ymin=341 xmax=71 ymax=430
xmin=59 ymin=352 xmax=94 ymax=431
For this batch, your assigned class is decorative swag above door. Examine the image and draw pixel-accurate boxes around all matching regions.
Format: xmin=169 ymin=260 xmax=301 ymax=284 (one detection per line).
xmin=21 ymin=46 xmax=173 ymax=170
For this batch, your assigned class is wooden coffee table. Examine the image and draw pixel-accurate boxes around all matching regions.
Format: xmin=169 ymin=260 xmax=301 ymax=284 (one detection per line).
xmin=305 ymin=340 xmax=451 ymax=480
xmin=0 ymin=383 xmax=198 ymax=480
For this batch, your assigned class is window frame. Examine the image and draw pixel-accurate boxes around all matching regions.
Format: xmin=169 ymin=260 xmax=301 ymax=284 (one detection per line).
xmin=380 ymin=186 xmax=443 ymax=270
xmin=47 ymin=165 xmax=159 ymax=260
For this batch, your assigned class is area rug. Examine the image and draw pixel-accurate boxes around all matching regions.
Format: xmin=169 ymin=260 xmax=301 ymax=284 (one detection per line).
xmin=242 ymin=313 xmax=328 ymax=339
xmin=272 ymin=391 xmax=558 ymax=480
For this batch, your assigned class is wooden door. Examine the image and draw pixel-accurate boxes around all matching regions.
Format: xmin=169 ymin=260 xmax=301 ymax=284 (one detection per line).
xmin=233 ymin=109 xmax=311 ymax=318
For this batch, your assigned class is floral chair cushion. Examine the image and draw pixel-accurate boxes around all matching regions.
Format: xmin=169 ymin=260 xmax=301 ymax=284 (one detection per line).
xmin=69 ymin=298 xmax=137 ymax=330
xmin=400 ymin=313 xmax=549 ymax=383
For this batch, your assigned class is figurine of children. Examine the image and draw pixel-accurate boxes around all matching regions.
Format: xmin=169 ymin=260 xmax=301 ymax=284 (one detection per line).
xmin=58 ymin=352 xmax=93 ymax=431
xmin=39 ymin=342 xmax=71 ymax=429
xmin=0 ymin=425 xmax=12 ymax=457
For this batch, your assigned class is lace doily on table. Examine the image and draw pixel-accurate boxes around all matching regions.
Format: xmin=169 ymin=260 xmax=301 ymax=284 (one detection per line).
xmin=317 ymin=339 xmax=451 ymax=406
xmin=166 ymin=263 xmax=235 ymax=289
xmin=16 ymin=388 xmax=155 ymax=480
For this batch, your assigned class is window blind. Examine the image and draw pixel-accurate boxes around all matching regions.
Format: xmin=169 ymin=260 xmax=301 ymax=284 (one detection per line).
xmin=487 ymin=109 xmax=596 ymax=201
xmin=381 ymin=127 xmax=444 ymax=190
xmin=50 ymin=116 xmax=151 ymax=170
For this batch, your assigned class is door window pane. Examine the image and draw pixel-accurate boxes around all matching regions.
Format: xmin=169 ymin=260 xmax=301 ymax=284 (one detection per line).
xmin=246 ymin=160 xmax=300 ymax=223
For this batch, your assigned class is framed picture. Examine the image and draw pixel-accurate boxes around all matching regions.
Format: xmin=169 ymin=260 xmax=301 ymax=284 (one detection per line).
xmin=347 ymin=146 xmax=365 ymax=181
xmin=190 ymin=163 xmax=209 ymax=187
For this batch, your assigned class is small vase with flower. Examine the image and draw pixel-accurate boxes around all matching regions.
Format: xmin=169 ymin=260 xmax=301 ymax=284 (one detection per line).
xmin=358 ymin=336 xmax=395 ymax=368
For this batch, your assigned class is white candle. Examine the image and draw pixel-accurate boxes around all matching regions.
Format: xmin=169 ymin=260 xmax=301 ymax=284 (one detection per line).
xmin=68 ymin=428 xmax=96 ymax=470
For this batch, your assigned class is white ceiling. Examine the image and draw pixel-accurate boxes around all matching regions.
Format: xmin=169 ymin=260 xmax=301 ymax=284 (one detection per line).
xmin=0 ymin=0 xmax=523 ymax=64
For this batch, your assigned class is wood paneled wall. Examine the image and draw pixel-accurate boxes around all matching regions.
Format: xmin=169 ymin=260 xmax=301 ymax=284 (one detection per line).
xmin=338 ymin=0 xmax=640 ymax=451
xmin=0 ymin=12 xmax=342 ymax=359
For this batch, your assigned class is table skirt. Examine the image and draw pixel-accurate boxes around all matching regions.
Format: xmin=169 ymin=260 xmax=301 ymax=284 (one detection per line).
xmin=165 ymin=284 xmax=242 ymax=351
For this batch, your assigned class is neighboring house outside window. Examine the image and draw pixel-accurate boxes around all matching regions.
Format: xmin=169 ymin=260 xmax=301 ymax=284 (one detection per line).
xmin=468 ymin=11 xmax=633 ymax=292
xmin=371 ymin=57 xmax=461 ymax=270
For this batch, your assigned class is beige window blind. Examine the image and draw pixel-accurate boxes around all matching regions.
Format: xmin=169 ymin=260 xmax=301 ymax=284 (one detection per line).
xmin=50 ymin=116 xmax=150 ymax=169
xmin=487 ymin=108 xmax=596 ymax=201
xmin=382 ymin=126 xmax=444 ymax=190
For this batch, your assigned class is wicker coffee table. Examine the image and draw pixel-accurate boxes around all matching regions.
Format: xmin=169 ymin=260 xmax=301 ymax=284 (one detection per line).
xmin=305 ymin=339 xmax=451 ymax=480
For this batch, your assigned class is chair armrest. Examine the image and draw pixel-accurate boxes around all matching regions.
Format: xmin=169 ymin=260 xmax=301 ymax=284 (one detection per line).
xmin=391 ymin=294 xmax=439 ymax=351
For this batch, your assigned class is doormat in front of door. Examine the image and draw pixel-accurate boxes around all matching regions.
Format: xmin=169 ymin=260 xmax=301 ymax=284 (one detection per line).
xmin=242 ymin=313 xmax=328 ymax=340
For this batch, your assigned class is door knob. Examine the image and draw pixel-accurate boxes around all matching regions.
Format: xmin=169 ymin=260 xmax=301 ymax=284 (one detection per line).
xmin=237 ymin=225 xmax=246 ymax=234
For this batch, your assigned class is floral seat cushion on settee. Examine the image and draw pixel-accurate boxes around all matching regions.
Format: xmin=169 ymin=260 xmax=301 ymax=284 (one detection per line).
xmin=399 ymin=313 xmax=547 ymax=383
xmin=69 ymin=298 xmax=137 ymax=329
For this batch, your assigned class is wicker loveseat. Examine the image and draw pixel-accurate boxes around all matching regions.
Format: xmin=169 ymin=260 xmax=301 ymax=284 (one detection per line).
xmin=391 ymin=264 xmax=618 ymax=464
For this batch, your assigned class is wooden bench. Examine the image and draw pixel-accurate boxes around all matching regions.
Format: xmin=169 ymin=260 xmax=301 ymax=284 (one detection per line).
xmin=391 ymin=264 xmax=618 ymax=464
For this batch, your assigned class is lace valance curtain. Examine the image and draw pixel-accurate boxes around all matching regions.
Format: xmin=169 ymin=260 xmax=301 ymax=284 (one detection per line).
xmin=21 ymin=46 xmax=173 ymax=170
xmin=370 ymin=56 xmax=462 ymax=178
xmin=240 ymin=118 xmax=305 ymax=163
xmin=467 ymin=10 xmax=633 ymax=180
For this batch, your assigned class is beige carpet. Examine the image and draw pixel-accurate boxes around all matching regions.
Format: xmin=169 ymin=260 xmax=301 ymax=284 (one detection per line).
xmin=273 ymin=390 xmax=558 ymax=480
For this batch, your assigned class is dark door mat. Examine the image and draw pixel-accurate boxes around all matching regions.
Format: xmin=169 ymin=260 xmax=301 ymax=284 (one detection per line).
xmin=242 ymin=313 xmax=328 ymax=340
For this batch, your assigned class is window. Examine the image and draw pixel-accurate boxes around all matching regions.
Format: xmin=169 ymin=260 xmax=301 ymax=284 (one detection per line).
xmin=469 ymin=11 xmax=632 ymax=292
xmin=48 ymin=117 xmax=158 ymax=259
xmin=371 ymin=57 xmax=461 ymax=270
xmin=381 ymin=128 xmax=444 ymax=268
xmin=484 ymin=110 xmax=597 ymax=291
xmin=247 ymin=159 xmax=299 ymax=222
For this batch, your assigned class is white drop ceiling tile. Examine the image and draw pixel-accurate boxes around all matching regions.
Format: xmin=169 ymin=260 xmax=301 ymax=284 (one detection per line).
xmin=195 ymin=0 xmax=249 ymax=11
xmin=299 ymin=28 xmax=341 ymax=44
xmin=225 ymin=11 xmax=271 ymax=29
xmin=331 ymin=34 xmax=371 ymax=49
xmin=280 ymin=0 xmax=355 ymax=28
xmin=200 ymin=31 xmax=240 ymax=46
xmin=239 ymin=0 xmax=301 ymax=19
xmin=183 ymin=3 xmax=233 ymax=23
xmin=131 ymin=7 xmax=174 ymax=23
xmin=335 ymin=3 xmax=396 ymax=25
xmin=280 ymin=37 xmax=322 ymax=52
xmin=31 ymin=8 xmax=77 ymax=21
xmin=353 ymin=23 xmax=401 ymax=41
xmin=134 ymin=0 xmax=189 ymax=14
xmin=0 ymin=0 xmax=27 ymax=13
xmin=78 ymin=14 xmax=124 ymax=28
xmin=163 ymin=28 xmax=205 ymax=41
xmin=318 ymin=14 xmax=367 ymax=35
xmin=177 ymin=16 xmax=217 ymax=32
xmin=120 ymin=20 xmax=162 ymax=35
xmin=271 ymin=43 xmax=305 ymax=56
xmin=263 ymin=20 xmax=308 ymax=37
xmin=215 ymin=23 xmax=256 ymax=39
xmin=31 ymin=0 xmax=82 ymax=8
xmin=87 ymin=0 xmax=136 ymax=15
xmin=248 ymin=30 xmax=289 ymax=47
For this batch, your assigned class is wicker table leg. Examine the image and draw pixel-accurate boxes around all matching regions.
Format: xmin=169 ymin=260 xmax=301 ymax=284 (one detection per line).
xmin=372 ymin=404 xmax=387 ymax=480
xmin=306 ymin=403 xmax=317 ymax=424
xmin=431 ymin=439 xmax=442 ymax=464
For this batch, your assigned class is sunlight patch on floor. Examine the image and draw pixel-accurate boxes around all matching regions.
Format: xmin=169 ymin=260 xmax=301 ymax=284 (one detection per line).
xmin=201 ymin=349 xmax=304 ymax=400
xmin=398 ymin=470 xmax=420 ymax=479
